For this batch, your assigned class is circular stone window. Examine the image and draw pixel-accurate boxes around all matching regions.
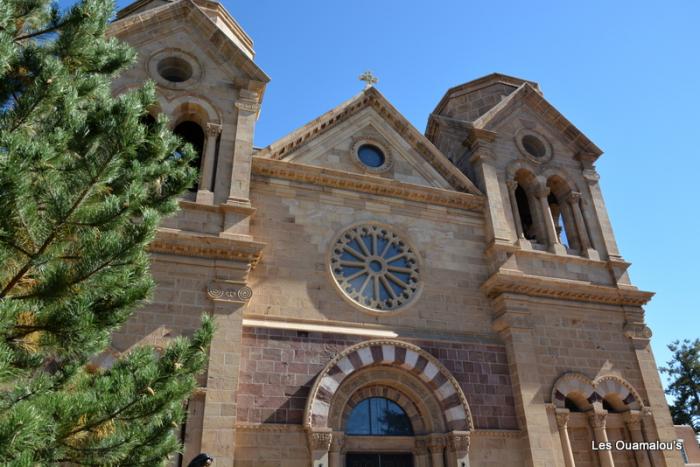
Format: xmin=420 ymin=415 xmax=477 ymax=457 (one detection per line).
xmin=514 ymin=129 xmax=552 ymax=163
xmin=357 ymin=144 xmax=385 ymax=168
xmin=521 ymin=134 xmax=546 ymax=158
xmin=157 ymin=57 xmax=193 ymax=83
xmin=330 ymin=224 xmax=421 ymax=313
xmin=148 ymin=50 xmax=202 ymax=89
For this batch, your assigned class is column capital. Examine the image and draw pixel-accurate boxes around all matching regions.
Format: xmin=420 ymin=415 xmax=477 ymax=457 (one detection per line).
xmin=534 ymin=184 xmax=550 ymax=199
xmin=506 ymin=180 xmax=519 ymax=192
xmin=307 ymin=430 xmax=333 ymax=452
xmin=588 ymin=410 xmax=608 ymax=429
xmin=566 ymin=191 xmax=582 ymax=204
xmin=447 ymin=431 xmax=470 ymax=452
xmin=206 ymin=122 xmax=222 ymax=136
xmin=234 ymin=100 xmax=260 ymax=113
xmin=555 ymin=409 xmax=570 ymax=429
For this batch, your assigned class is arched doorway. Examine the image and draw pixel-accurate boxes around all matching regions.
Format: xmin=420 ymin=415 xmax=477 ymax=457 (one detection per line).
xmin=304 ymin=340 xmax=472 ymax=467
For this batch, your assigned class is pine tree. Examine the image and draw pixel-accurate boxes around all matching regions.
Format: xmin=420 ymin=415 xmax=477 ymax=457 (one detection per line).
xmin=661 ymin=339 xmax=700 ymax=432
xmin=0 ymin=0 xmax=213 ymax=464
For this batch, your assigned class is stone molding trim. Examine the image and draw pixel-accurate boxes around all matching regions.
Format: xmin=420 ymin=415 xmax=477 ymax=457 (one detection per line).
xmin=149 ymin=228 xmax=265 ymax=266
xmin=252 ymin=158 xmax=484 ymax=211
xmin=482 ymin=271 xmax=654 ymax=306
xmin=235 ymin=423 xmax=305 ymax=432
xmin=254 ymin=87 xmax=482 ymax=196
xmin=470 ymin=429 xmax=522 ymax=439
xmin=304 ymin=339 xmax=473 ymax=433
xmin=551 ymin=372 xmax=644 ymax=412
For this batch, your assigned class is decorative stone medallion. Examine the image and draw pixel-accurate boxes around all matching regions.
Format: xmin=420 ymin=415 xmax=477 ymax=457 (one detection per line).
xmin=329 ymin=224 xmax=420 ymax=313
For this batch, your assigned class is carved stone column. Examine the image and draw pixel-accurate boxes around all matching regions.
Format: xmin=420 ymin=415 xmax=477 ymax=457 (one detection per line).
xmin=506 ymin=180 xmax=524 ymax=240
xmin=427 ymin=434 xmax=446 ymax=467
xmin=555 ymin=409 xmax=576 ymax=467
xmin=196 ymin=122 xmax=222 ymax=204
xmin=624 ymin=411 xmax=651 ymax=467
xmin=308 ymin=429 xmax=333 ymax=467
xmin=446 ymin=431 xmax=470 ymax=467
xmin=566 ymin=191 xmax=598 ymax=260
xmin=414 ymin=437 xmax=430 ymax=467
xmin=535 ymin=183 xmax=566 ymax=254
xmin=588 ymin=411 xmax=615 ymax=467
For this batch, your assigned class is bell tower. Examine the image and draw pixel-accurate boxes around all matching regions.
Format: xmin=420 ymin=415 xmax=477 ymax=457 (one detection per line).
xmin=426 ymin=73 xmax=684 ymax=467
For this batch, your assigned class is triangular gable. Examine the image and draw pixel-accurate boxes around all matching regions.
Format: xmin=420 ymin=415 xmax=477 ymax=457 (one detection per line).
xmin=473 ymin=83 xmax=602 ymax=158
xmin=110 ymin=0 xmax=269 ymax=85
xmin=255 ymin=87 xmax=482 ymax=195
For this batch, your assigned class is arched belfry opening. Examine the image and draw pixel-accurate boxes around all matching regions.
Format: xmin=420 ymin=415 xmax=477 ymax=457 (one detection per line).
xmin=173 ymin=120 xmax=205 ymax=191
xmin=305 ymin=340 xmax=472 ymax=467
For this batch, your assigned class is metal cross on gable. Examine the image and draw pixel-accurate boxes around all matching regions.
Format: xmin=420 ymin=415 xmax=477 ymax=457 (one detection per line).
xmin=359 ymin=70 xmax=378 ymax=89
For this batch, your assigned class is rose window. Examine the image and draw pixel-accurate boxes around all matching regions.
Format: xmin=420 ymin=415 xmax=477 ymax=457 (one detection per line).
xmin=330 ymin=225 xmax=420 ymax=312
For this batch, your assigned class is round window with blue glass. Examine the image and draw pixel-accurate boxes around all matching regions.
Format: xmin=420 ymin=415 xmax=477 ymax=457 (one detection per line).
xmin=357 ymin=144 xmax=385 ymax=168
xmin=330 ymin=224 xmax=421 ymax=312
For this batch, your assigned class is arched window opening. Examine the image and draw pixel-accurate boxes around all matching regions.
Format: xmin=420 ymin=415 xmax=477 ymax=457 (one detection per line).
xmin=346 ymin=397 xmax=414 ymax=436
xmin=515 ymin=185 xmax=536 ymax=240
xmin=173 ymin=120 xmax=204 ymax=191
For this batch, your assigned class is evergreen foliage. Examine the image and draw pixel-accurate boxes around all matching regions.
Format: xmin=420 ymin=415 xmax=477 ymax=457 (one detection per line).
xmin=661 ymin=339 xmax=700 ymax=432
xmin=0 ymin=0 xmax=213 ymax=464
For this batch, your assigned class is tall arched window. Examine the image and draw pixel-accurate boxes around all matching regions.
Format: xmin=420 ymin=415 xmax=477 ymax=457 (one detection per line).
xmin=346 ymin=397 xmax=414 ymax=436
xmin=173 ymin=120 xmax=205 ymax=191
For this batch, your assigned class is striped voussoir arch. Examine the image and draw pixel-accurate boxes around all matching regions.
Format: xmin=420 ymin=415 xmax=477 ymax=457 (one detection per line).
xmin=552 ymin=372 xmax=643 ymax=411
xmin=304 ymin=340 xmax=473 ymax=432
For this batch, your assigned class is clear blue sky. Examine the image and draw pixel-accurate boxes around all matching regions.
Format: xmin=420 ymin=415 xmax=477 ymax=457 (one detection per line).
xmin=63 ymin=1 xmax=699 ymax=384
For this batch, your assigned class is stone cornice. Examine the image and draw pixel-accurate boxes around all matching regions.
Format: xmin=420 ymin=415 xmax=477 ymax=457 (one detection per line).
xmin=482 ymin=271 xmax=654 ymax=306
xmin=252 ymin=158 xmax=484 ymax=211
xmin=149 ymin=228 xmax=265 ymax=266
xmin=470 ymin=429 xmax=522 ymax=439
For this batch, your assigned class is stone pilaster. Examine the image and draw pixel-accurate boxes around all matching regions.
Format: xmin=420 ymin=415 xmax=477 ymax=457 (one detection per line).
xmin=199 ymin=276 xmax=253 ymax=467
xmin=467 ymin=130 xmax=513 ymax=246
xmin=227 ymin=89 xmax=259 ymax=206
xmin=577 ymin=153 xmax=620 ymax=261
xmin=491 ymin=296 xmax=559 ymax=467
xmin=625 ymin=321 xmax=686 ymax=467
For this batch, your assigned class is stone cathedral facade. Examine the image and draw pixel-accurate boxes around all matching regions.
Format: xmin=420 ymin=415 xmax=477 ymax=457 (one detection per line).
xmin=107 ymin=1 xmax=686 ymax=466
